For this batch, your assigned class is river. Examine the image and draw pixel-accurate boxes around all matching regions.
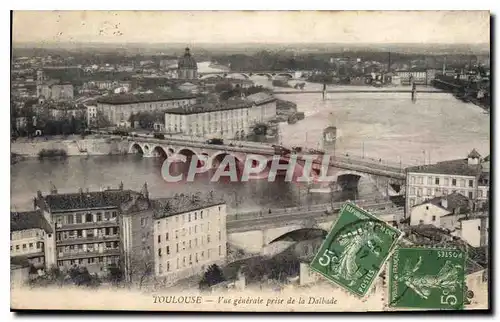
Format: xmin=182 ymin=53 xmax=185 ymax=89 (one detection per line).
xmin=11 ymin=86 xmax=490 ymax=212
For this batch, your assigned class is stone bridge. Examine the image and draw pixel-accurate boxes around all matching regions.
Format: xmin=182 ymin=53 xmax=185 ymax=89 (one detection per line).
xmin=226 ymin=201 xmax=404 ymax=253
xmin=126 ymin=136 xmax=406 ymax=190
xmin=198 ymin=71 xmax=306 ymax=81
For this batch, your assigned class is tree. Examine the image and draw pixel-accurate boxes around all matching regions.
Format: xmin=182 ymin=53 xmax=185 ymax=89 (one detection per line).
xmin=108 ymin=263 xmax=124 ymax=284
xmin=214 ymin=82 xmax=233 ymax=93
xmin=128 ymin=256 xmax=154 ymax=289
xmin=199 ymin=264 xmax=225 ymax=290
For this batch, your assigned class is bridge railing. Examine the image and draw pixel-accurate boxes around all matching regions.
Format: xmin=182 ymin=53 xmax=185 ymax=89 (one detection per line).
xmin=227 ymin=199 xmax=396 ymax=221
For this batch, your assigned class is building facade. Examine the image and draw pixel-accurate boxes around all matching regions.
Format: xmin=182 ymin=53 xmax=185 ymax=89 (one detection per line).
xmin=34 ymin=185 xmax=142 ymax=275
xmin=178 ymin=48 xmax=198 ymax=80
xmin=152 ymin=195 xmax=227 ymax=286
xmin=96 ymin=93 xmax=197 ymax=126
xmin=405 ymin=149 xmax=489 ymax=216
xmin=164 ymin=100 xmax=253 ymax=139
xmin=164 ymin=95 xmax=277 ymax=140
xmin=245 ymin=93 xmax=277 ymax=123
xmin=10 ymin=210 xmax=54 ymax=270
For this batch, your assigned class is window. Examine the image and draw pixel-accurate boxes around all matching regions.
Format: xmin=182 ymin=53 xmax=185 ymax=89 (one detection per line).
xmin=200 ymin=211 xmax=203 ymax=219
xmin=410 ymin=187 xmax=416 ymax=195
xmin=158 ymin=235 xmax=161 ymax=243
xmin=158 ymin=249 xmax=162 ymax=257
xmin=96 ymin=213 xmax=102 ymax=222
xmin=410 ymin=176 xmax=415 ymax=184
xmin=167 ymin=261 xmax=170 ymax=272
xmin=37 ymin=242 xmax=41 ymax=249
xmin=176 ymin=243 xmax=179 ymax=253
xmin=112 ymin=211 xmax=117 ymax=218
xmin=444 ymin=178 xmax=450 ymax=186
xmin=166 ymin=232 xmax=169 ymax=241
xmin=435 ymin=177 xmax=440 ymax=185
xmin=427 ymin=177 xmax=432 ymax=185
xmin=432 ymin=216 xmax=436 ymax=221
xmin=189 ymin=240 xmax=192 ymax=249
xmin=460 ymin=179 xmax=465 ymax=187
xmin=478 ymin=190 xmax=483 ymax=198
xmin=16 ymin=245 xmax=19 ymax=250
xmin=469 ymin=191 xmax=473 ymax=199
xmin=207 ymin=235 xmax=211 ymax=243
xmin=188 ymin=214 xmax=191 ymax=222
xmin=189 ymin=227 xmax=192 ymax=235
xmin=86 ymin=213 xmax=93 ymax=223
xmin=159 ymin=264 xmax=163 ymax=274
xmin=175 ymin=230 xmax=178 ymax=239
xmin=166 ymin=246 xmax=170 ymax=255
xmin=141 ymin=218 xmax=147 ymax=227
xmin=22 ymin=244 xmax=26 ymax=249
xmin=218 ymin=231 xmax=221 ymax=241
xmin=469 ymin=180 xmax=474 ymax=188
xmin=419 ymin=220 xmax=424 ymax=224
xmin=452 ymin=179 xmax=457 ymax=186
xmin=183 ymin=257 xmax=186 ymax=267
xmin=219 ymin=245 xmax=222 ymax=256
xmin=478 ymin=226 xmax=481 ymax=231
xmin=67 ymin=215 xmax=74 ymax=224
xmin=426 ymin=206 xmax=429 ymax=210
xmin=104 ymin=212 xmax=110 ymax=221
xmin=182 ymin=241 xmax=186 ymax=250
xmin=195 ymin=225 xmax=197 ymax=234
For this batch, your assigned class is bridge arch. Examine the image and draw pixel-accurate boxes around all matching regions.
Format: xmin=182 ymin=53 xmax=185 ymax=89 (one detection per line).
xmin=225 ymin=73 xmax=250 ymax=80
xmin=276 ymin=73 xmax=294 ymax=79
xmin=255 ymin=73 xmax=273 ymax=80
xmin=129 ymin=143 xmax=144 ymax=155
xmin=200 ymin=74 xmax=224 ymax=80
xmin=152 ymin=146 xmax=168 ymax=158
xmin=176 ymin=147 xmax=199 ymax=158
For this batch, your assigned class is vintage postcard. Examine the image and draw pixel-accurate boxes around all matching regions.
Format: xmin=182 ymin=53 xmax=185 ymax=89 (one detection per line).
xmin=10 ymin=10 xmax=490 ymax=312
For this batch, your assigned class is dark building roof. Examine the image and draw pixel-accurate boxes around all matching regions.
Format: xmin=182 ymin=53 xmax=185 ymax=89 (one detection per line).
xmin=96 ymin=92 xmax=196 ymax=105
xmin=40 ymin=190 xmax=137 ymax=213
xmin=165 ymin=100 xmax=252 ymax=115
xmin=152 ymin=193 xmax=225 ymax=220
xmin=468 ymin=148 xmax=482 ymax=159
xmin=11 ymin=210 xmax=53 ymax=233
xmin=178 ymin=48 xmax=198 ymax=70
xmin=406 ymin=158 xmax=483 ymax=176
xmin=421 ymin=192 xmax=471 ymax=214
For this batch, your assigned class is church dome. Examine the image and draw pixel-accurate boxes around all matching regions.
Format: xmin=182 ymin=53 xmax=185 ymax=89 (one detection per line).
xmin=178 ymin=47 xmax=198 ymax=69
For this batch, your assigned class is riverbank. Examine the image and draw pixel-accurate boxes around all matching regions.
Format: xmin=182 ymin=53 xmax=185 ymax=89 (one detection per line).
xmin=11 ymin=137 xmax=130 ymax=158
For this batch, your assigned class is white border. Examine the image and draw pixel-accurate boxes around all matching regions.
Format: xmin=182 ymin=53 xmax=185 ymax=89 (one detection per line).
xmin=3 ymin=2 xmax=498 ymax=322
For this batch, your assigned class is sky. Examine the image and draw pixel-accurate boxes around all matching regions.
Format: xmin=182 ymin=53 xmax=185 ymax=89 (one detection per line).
xmin=13 ymin=11 xmax=490 ymax=45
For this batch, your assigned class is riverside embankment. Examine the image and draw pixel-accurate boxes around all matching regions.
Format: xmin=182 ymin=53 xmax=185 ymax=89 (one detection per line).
xmin=11 ymin=136 xmax=130 ymax=158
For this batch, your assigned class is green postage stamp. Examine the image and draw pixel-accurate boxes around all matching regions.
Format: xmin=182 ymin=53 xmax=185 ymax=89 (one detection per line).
xmin=309 ymin=202 xmax=403 ymax=297
xmin=389 ymin=247 xmax=466 ymax=310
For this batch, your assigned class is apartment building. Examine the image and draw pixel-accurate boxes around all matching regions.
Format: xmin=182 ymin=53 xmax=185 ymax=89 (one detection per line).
xmin=405 ymin=149 xmax=489 ymax=216
xmin=34 ymin=184 xmax=143 ymax=275
xmin=10 ymin=210 xmax=54 ymax=270
xmin=152 ymin=193 xmax=227 ymax=286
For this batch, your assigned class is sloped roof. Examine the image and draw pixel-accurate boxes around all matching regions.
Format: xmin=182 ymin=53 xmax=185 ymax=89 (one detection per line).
xmin=406 ymin=158 xmax=482 ymax=176
xmin=468 ymin=148 xmax=481 ymax=159
xmin=41 ymin=190 xmax=135 ymax=213
xmin=246 ymin=92 xmax=277 ymax=105
xmin=152 ymin=193 xmax=225 ymax=219
xmin=11 ymin=210 xmax=53 ymax=233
